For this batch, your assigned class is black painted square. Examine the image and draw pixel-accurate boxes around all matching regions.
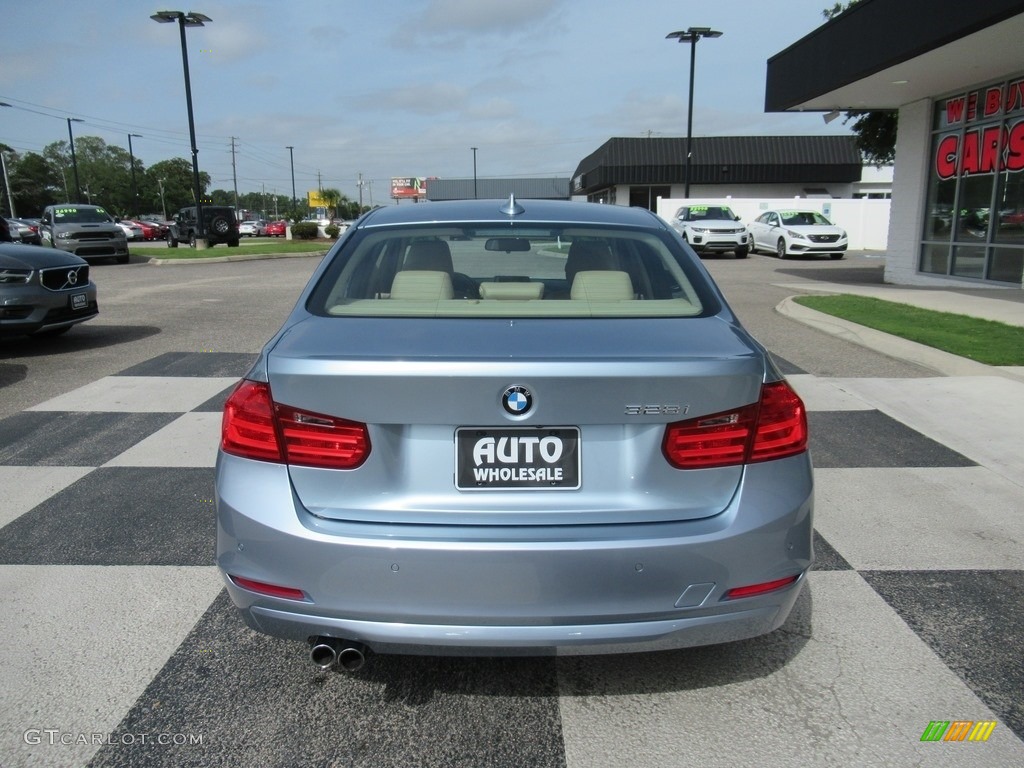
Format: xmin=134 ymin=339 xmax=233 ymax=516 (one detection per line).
xmin=116 ymin=352 xmax=255 ymax=378
xmin=89 ymin=592 xmax=567 ymax=768
xmin=0 ymin=467 xmax=216 ymax=566
xmin=0 ymin=411 xmax=178 ymax=467
xmin=811 ymin=529 xmax=853 ymax=571
xmin=809 ymin=411 xmax=976 ymax=468
xmin=862 ymin=570 xmax=1024 ymax=741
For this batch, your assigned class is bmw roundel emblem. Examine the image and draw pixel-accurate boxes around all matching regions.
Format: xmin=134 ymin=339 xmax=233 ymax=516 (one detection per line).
xmin=502 ymin=385 xmax=533 ymax=416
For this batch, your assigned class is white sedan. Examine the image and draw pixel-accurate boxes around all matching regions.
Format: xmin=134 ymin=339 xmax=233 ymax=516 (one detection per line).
xmin=239 ymin=221 xmax=261 ymax=237
xmin=747 ymin=210 xmax=848 ymax=259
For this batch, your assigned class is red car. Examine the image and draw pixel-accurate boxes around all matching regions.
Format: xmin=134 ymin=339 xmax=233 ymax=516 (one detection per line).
xmin=265 ymin=220 xmax=287 ymax=237
xmin=129 ymin=220 xmax=158 ymax=240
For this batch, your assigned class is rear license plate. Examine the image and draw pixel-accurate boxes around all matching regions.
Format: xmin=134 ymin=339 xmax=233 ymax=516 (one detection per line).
xmin=70 ymin=293 xmax=87 ymax=310
xmin=455 ymin=427 xmax=580 ymax=490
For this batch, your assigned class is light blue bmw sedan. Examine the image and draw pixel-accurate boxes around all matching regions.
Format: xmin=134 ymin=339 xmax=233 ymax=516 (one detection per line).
xmin=215 ymin=197 xmax=813 ymax=671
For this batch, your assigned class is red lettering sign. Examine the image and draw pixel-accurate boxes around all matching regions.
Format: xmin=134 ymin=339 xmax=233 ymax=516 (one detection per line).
xmin=936 ymin=135 xmax=958 ymax=179
xmin=984 ymin=87 xmax=1002 ymax=117
xmin=1007 ymin=121 xmax=1024 ymax=173
xmin=946 ymin=97 xmax=965 ymax=125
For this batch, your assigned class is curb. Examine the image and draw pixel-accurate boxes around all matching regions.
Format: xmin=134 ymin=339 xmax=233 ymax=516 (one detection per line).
xmin=777 ymin=296 xmax=1024 ymax=382
xmin=144 ymin=250 xmax=328 ymax=266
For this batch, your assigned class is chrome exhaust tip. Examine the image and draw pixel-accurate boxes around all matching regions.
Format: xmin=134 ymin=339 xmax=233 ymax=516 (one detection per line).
xmin=337 ymin=643 xmax=367 ymax=672
xmin=309 ymin=638 xmax=340 ymax=669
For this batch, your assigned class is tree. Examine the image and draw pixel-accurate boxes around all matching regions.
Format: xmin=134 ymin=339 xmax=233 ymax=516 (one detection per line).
xmin=319 ymin=188 xmax=344 ymax=220
xmin=145 ymin=158 xmax=211 ymax=214
xmin=822 ymin=2 xmax=897 ymax=166
xmin=5 ymin=150 xmax=62 ymax=215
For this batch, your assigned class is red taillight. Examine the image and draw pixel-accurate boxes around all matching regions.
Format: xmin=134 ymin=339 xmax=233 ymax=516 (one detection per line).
xmin=221 ymin=380 xmax=370 ymax=469
xmin=221 ymin=380 xmax=283 ymax=462
xmin=749 ymin=381 xmax=808 ymax=463
xmin=275 ymin=404 xmax=370 ymax=469
xmin=723 ymin=574 xmax=800 ymax=600
xmin=662 ymin=381 xmax=807 ymax=469
xmin=230 ymin=575 xmax=307 ymax=601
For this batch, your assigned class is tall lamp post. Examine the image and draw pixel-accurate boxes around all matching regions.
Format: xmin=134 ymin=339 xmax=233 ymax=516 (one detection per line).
xmin=286 ymin=145 xmax=296 ymax=215
xmin=0 ymin=103 xmax=15 ymax=216
xmin=151 ymin=10 xmax=211 ymax=244
xmin=666 ymin=26 xmax=722 ymax=199
xmin=471 ymin=147 xmax=478 ymax=199
xmin=66 ymin=117 xmax=84 ymax=202
xmin=127 ymin=133 xmax=142 ymax=217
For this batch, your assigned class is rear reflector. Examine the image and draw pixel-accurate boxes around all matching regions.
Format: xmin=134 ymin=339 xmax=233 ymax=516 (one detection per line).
xmin=723 ymin=574 xmax=800 ymax=600
xmin=221 ymin=380 xmax=370 ymax=469
xmin=662 ymin=381 xmax=807 ymax=469
xmin=230 ymin=575 xmax=307 ymax=601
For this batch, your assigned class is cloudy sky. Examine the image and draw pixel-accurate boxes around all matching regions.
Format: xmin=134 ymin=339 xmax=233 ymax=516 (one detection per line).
xmin=1 ymin=0 xmax=851 ymax=203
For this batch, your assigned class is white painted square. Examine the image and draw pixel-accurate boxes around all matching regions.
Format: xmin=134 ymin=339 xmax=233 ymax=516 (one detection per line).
xmin=27 ymin=377 xmax=238 ymax=413
xmin=815 ymin=466 xmax=1024 ymax=570
xmin=103 ymin=412 xmax=222 ymax=468
xmin=0 ymin=565 xmax=224 ymax=768
xmin=0 ymin=466 xmax=94 ymax=528
xmin=787 ymin=374 xmax=874 ymax=411
xmin=558 ymin=572 xmax=1024 ymax=768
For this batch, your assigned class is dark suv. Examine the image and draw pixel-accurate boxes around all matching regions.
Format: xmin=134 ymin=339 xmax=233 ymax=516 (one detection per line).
xmin=167 ymin=205 xmax=240 ymax=248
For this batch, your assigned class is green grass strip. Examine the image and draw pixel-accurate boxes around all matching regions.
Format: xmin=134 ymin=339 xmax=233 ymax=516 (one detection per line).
xmin=130 ymin=241 xmax=330 ymax=259
xmin=793 ymin=294 xmax=1024 ymax=366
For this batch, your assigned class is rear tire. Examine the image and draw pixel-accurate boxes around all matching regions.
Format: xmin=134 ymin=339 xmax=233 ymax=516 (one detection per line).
xmin=776 ymin=238 xmax=788 ymax=259
xmin=228 ymin=239 xmax=240 ymax=248
xmin=167 ymin=233 xmax=178 ymax=248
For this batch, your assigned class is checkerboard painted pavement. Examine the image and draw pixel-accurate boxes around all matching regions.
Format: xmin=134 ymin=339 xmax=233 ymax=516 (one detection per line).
xmin=2 ymin=351 xmax=1022 ymax=767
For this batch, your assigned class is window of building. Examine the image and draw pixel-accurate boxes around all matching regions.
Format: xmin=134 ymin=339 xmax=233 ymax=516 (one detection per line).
xmin=920 ymin=74 xmax=1024 ymax=284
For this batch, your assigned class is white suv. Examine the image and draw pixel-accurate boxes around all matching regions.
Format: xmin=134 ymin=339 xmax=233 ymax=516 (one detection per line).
xmin=669 ymin=204 xmax=750 ymax=259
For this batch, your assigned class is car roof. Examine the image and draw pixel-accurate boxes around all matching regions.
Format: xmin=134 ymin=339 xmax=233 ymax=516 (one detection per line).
xmin=358 ymin=198 xmax=666 ymax=229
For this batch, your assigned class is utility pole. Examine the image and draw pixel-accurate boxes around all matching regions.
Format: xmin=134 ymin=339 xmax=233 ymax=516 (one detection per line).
xmin=357 ymin=172 xmax=364 ymax=211
xmin=230 ymin=137 xmax=239 ymax=210
xmin=158 ymin=178 xmax=167 ymax=220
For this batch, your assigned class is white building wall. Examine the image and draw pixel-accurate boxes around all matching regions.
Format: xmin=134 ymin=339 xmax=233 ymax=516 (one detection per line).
xmin=884 ymin=99 xmax=935 ymax=285
xmin=656 ymin=197 xmax=890 ymax=251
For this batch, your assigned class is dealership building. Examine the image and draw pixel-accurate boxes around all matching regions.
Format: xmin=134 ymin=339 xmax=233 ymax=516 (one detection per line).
xmin=766 ymin=0 xmax=1024 ymax=287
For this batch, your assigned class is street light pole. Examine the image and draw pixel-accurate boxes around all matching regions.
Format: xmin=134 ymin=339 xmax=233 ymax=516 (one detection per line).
xmin=152 ymin=10 xmax=211 ymax=243
xmin=66 ymin=117 xmax=84 ymax=202
xmin=128 ymin=133 xmax=142 ymax=217
xmin=471 ymin=147 xmax=478 ymax=199
xmin=0 ymin=103 xmax=15 ymax=217
xmin=286 ymin=145 xmax=296 ymax=215
xmin=666 ymin=27 xmax=722 ymax=199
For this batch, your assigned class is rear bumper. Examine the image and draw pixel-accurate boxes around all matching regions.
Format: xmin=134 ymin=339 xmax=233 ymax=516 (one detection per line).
xmin=216 ymin=453 xmax=813 ymax=656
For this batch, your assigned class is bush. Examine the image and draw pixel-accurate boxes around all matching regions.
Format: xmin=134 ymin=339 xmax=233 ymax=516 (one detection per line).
xmin=291 ymin=221 xmax=319 ymax=240
xmin=325 ymin=224 xmax=340 ymax=238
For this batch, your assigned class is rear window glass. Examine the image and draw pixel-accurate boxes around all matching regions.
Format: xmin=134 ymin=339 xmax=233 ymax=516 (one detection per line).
xmin=307 ymin=225 xmax=710 ymax=318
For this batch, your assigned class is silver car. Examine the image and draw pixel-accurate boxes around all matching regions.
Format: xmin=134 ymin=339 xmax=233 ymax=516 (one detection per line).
xmin=0 ymin=241 xmax=99 ymax=337
xmin=216 ymin=197 xmax=813 ymax=670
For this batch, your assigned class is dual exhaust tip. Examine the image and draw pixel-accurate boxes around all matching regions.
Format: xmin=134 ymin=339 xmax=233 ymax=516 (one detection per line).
xmin=309 ymin=637 xmax=368 ymax=672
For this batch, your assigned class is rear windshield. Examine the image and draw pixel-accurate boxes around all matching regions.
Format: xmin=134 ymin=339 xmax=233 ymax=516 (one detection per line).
xmin=307 ymin=225 xmax=713 ymax=318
